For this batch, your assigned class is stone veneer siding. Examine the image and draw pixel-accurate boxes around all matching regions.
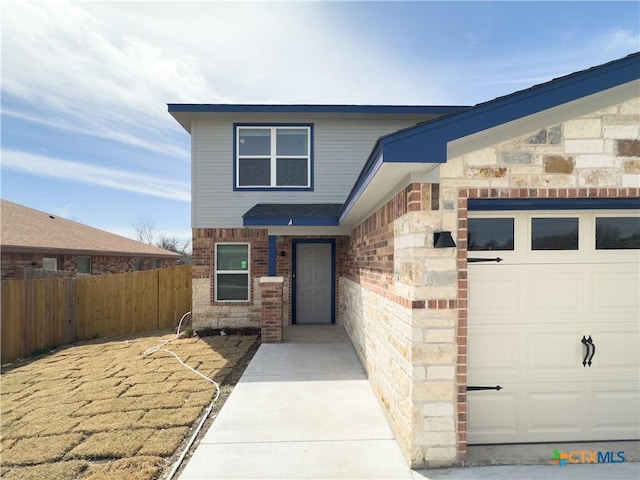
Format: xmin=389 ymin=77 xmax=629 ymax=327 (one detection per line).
xmin=340 ymin=96 xmax=639 ymax=468
xmin=1 ymin=253 xmax=175 ymax=280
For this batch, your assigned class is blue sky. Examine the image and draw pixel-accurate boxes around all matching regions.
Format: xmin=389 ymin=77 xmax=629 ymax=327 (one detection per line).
xmin=1 ymin=1 xmax=638 ymax=246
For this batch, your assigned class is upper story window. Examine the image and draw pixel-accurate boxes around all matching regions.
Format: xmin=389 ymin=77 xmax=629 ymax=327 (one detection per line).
xmin=235 ymin=125 xmax=312 ymax=190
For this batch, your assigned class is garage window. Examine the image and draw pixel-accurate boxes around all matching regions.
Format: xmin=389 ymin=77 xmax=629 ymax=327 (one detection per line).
xmin=215 ymin=243 xmax=250 ymax=302
xmin=468 ymin=218 xmax=514 ymax=251
xmin=596 ymin=217 xmax=640 ymax=249
xmin=531 ymin=217 xmax=578 ymax=250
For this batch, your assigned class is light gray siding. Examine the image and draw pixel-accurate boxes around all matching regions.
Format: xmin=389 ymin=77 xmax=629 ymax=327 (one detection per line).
xmin=193 ymin=112 xmax=439 ymax=227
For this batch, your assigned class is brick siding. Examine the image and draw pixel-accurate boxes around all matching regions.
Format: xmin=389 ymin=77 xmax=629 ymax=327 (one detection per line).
xmin=1 ymin=253 xmax=175 ymax=280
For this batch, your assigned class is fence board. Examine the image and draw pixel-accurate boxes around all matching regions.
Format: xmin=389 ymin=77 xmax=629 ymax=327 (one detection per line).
xmin=1 ymin=265 xmax=191 ymax=363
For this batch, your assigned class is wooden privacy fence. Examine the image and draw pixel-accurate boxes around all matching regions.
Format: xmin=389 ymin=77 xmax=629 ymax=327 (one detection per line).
xmin=1 ymin=265 xmax=191 ymax=364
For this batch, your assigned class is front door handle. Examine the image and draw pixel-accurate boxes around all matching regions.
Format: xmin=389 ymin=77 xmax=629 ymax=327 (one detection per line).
xmin=586 ymin=335 xmax=595 ymax=367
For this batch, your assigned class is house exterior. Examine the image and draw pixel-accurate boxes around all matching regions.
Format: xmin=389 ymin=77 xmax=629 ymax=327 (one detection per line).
xmin=169 ymin=53 xmax=640 ymax=468
xmin=1 ymin=200 xmax=181 ymax=279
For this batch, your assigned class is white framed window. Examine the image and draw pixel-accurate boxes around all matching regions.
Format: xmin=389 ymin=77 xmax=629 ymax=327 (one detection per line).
xmin=595 ymin=215 xmax=640 ymax=250
xmin=235 ymin=125 xmax=311 ymax=189
xmin=43 ymin=257 xmax=57 ymax=271
xmin=77 ymin=256 xmax=91 ymax=274
xmin=215 ymin=243 xmax=250 ymax=302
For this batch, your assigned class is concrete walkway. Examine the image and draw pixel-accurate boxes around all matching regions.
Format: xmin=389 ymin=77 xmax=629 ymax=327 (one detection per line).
xmin=179 ymin=340 xmax=413 ymax=479
xmin=180 ymin=328 xmax=639 ymax=479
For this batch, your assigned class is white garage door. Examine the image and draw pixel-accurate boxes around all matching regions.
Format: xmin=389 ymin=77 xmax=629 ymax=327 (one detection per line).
xmin=467 ymin=210 xmax=640 ymax=444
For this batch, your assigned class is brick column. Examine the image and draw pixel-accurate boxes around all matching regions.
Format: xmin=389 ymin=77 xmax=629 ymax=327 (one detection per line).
xmin=260 ymin=277 xmax=284 ymax=343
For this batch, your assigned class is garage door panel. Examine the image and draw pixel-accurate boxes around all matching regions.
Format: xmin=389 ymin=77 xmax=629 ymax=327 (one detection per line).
xmin=527 ymin=332 xmax=585 ymax=372
xmin=591 ymin=388 xmax=640 ymax=433
xmin=527 ymin=389 xmax=585 ymax=434
xmin=468 ymin=393 xmax=518 ymax=435
xmin=592 ymin=269 xmax=640 ymax=313
xmin=468 ymin=330 xmax=519 ymax=375
xmin=586 ymin=329 xmax=640 ymax=372
xmin=468 ymin=270 xmax=520 ymax=319
xmin=527 ymin=273 xmax=584 ymax=315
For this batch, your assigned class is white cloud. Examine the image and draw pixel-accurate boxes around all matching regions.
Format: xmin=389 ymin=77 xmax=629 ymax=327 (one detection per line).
xmin=1 ymin=107 xmax=189 ymax=161
xmin=2 ymin=149 xmax=190 ymax=201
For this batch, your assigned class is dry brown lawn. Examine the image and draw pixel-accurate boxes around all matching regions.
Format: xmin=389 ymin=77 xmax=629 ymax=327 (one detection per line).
xmin=0 ymin=331 xmax=258 ymax=480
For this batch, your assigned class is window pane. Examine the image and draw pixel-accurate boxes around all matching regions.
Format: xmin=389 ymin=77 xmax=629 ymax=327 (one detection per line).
xmin=596 ymin=217 xmax=640 ymax=249
xmin=217 ymin=274 xmax=249 ymax=301
xmin=78 ymin=257 xmax=91 ymax=274
xmin=532 ymin=218 xmax=578 ymax=250
xmin=134 ymin=259 xmax=142 ymax=271
xmin=238 ymin=128 xmax=270 ymax=155
xmin=468 ymin=218 xmax=514 ymax=251
xmin=43 ymin=257 xmax=57 ymax=271
xmin=276 ymin=158 xmax=308 ymax=186
xmin=217 ymin=244 xmax=249 ymax=271
xmin=276 ymin=129 xmax=308 ymax=156
xmin=238 ymin=158 xmax=270 ymax=186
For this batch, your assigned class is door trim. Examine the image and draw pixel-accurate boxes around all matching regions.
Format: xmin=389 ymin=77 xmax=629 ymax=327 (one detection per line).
xmin=291 ymin=239 xmax=336 ymax=325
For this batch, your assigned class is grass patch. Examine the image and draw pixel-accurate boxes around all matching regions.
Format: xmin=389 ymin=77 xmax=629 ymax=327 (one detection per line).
xmin=138 ymin=427 xmax=189 ymax=456
xmin=137 ymin=406 xmax=203 ymax=428
xmin=2 ymin=461 xmax=89 ymax=480
xmin=121 ymin=381 xmax=178 ymax=397
xmin=73 ymin=410 xmax=144 ymax=433
xmin=67 ymin=429 xmax=153 ymax=459
xmin=2 ymin=433 xmax=83 ymax=466
xmin=11 ymin=414 xmax=84 ymax=439
xmin=82 ymin=456 xmax=165 ymax=480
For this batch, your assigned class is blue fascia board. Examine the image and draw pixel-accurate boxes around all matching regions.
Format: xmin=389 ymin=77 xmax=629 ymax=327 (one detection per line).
xmin=339 ymin=148 xmax=385 ymax=222
xmin=339 ymin=53 xmax=640 ymax=221
xmin=468 ymin=198 xmax=640 ymax=211
xmin=168 ymin=104 xmax=467 ymax=115
xmin=243 ymin=216 xmax=340 ymax=227
xmin=380 ymin=53 xmax=640 ymax=165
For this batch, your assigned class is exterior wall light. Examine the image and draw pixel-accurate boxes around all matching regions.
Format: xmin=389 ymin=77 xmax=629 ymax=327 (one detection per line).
xmin=434 ymin=231 xmax=457 ymax=248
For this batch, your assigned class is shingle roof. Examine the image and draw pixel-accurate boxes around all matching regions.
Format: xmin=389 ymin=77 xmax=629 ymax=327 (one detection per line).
xmin=0 ymin=200 xmax=181 ymax=258
xmin=243 ymin=204 xmax=342 ymax=227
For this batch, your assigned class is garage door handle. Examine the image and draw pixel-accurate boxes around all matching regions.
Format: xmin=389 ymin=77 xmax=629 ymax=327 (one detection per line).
xmin=581 ymin=335 xmax=590 ymax=367
xmin=586 ymin=335 xmax=595 ymax=367
xmin=467 ymin=257 xmax=503 ymax=263
xmin=467 ymin=385 xmax=503 ymax=391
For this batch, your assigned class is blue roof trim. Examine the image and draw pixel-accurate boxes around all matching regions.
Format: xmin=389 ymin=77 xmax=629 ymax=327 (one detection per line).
xmin=168 ymin=104 xmax=466 ymax=114
xmin=243 ymin=216 xmax=339 ymax=227
xmin=468 ymin=198 xmax=640 ymax=211
xmin=339 ymin=53 xmax=640 ymax=222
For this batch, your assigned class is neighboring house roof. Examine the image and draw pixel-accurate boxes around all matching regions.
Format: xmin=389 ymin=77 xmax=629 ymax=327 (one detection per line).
xmin=243 ymin=204 xmax=342 ymax=227
xmin=168 ymin=104 xmax=468 ymax=133
xmin=340 ymin=52 xmax=640 ymax=224
xmin=0 ymin=200 xmax=181 ymax=258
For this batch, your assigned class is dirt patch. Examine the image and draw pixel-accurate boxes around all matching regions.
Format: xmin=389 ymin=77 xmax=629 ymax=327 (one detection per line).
xmin=0 ymin=330 xmax=259 ymax=479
